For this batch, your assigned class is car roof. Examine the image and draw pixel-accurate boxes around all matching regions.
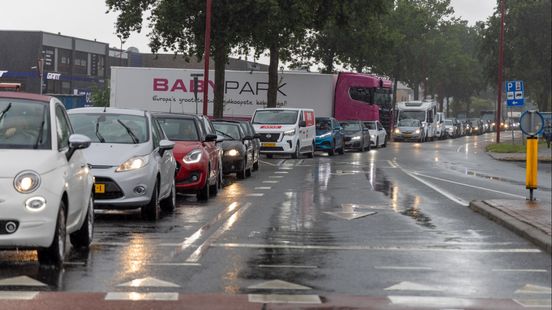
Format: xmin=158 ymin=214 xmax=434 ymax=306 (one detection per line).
xmin=152 ymin=112 xmax=198 ymax=120
xmin=68 ymin=107 xmax=147 ymax=116
xmin=0 ymin=91 xmax=52 ymax=103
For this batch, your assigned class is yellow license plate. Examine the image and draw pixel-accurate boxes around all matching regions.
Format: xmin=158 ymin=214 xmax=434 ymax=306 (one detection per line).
xmin=95 ymin=184 xmax=105 ymax=194
xmin=262 ymin=142 xmax=276 ymax=147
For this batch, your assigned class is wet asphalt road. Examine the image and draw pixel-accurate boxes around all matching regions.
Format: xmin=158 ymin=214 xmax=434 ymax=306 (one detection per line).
xmin=0 ymin=132 xmax=551 ymax=309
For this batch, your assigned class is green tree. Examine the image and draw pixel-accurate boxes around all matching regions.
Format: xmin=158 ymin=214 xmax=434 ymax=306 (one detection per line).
xmin=91 ymin=84 xmax=110 ymax=107
xmin=106 ymin=0 xmax=253 ymax=117
xmin=480 ymin=0 xmax=551 ymax=112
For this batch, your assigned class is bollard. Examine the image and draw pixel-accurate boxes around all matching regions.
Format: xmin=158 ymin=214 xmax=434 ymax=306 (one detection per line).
xmin=526 ymin=136 xmax=538 ymax=200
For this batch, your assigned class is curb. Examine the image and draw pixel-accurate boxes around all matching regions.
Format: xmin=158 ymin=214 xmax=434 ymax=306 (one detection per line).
xmin=469 ymin=200 xmax=551 ymax=254
xmin=487 ymin=152 xmax=552 ymax=163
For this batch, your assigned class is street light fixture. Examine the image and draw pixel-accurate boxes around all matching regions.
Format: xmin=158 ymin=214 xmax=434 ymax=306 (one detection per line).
xmin=116 ymin=34 xmax=126 ymax=67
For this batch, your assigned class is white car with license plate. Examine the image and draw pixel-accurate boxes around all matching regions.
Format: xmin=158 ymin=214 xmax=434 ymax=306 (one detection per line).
xmin=363 ymin=120 xmax=387 ymax=148
xmin=0 ymin=92 xmax=94 ymax=266
xmin=68 ymin=107 xmax=176 ymax=221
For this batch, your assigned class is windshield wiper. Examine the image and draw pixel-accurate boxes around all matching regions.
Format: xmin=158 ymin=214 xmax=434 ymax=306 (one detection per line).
xmin=216 ymin=130 xmax=235 ymax=140
xmin=0 ymin=102 xmax=12 ymax=122
xmin=117 ymin=120 xmax=139 ymax=144
xmin=95 ymin=120 xmax=106 ymax=143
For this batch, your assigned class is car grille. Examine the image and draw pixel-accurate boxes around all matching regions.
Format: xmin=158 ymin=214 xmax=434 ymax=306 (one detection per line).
xmin=90 ymin=164 xmax=114 ymax=169
xmin=94 ymin=177 xmax=124 ymax=200
xmin=261 ymin=146 xmax=284 ymax=151
xmin=259 ymin=133 xmax=280 ymax=142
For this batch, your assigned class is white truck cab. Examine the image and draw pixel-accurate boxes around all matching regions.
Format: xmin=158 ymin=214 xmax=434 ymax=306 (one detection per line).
xmin=396 ymin=100 xmax=438 ymax=142
xmin=252 ymin=108 xmax=315 ymax=159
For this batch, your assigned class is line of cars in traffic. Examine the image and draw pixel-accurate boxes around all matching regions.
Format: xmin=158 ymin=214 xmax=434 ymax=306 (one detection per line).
xmin=0 ymin=92 xmax=263 ymax=265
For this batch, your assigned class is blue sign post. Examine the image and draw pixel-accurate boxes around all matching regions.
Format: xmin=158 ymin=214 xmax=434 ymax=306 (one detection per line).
xmin=506 ymin=80 xmax=525 ymax=107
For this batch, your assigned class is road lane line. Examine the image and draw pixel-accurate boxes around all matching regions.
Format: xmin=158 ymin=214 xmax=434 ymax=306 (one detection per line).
xmin=456 ymin=144 xmax=465 ymax=152
xmin=259 ymin=160 xmax=277 ymax=166
xmin=274 ymin=171 xmax=288 ymax=174
xmin=375 ymin=266 xmax=433 ymax=270
xmin=147 ymin=263 xmax=201 ymax=266
xmin=246 ymin=193 xmax=264 ymax=197
xmin=186 ymin=203 xmax=252 ymax=263
xmin=211 ymin=243 xmax=540 ymax=253
xmin=263 ymin=180 xmax=279 ymax=184
xmin=269 ymin=175 xmax=284 ymax=178
xmin=401 ymin=169 xmax=469 ymax=206
xmin=254 ymin=187 xmax=271 ymax=190
xmin=387 ymin=160 xmax=398 ymax=168
xmin=492 ymin=269 xmax=548 ymax=273
xmin=258 ymin=264 xmax=319 ymax=269
xmin=412 ymin=172 xmax=526 ymax=199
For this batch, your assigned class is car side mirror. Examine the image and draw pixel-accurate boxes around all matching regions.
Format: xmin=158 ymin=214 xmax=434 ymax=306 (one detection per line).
xmin=299 ymin=120 xmax=307 ymax=127
xmin=66 ymin=134 xmax=91 ymax=160
xmin=204 ymin=134 xmax=217 ymax=142
xmin=159 ymin=139 xmax=175 ymax=155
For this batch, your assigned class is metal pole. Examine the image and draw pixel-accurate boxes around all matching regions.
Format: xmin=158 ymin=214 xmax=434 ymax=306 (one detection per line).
xmin=39 ymin=58 xmax=44 ymax=95
xmin=202 ymin=0 xmax=212 ymax=116
xmin=496 ymin=0 xmax=505 ymax=143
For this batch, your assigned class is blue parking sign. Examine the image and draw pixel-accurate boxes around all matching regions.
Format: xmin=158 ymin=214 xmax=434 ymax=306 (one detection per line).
xmin=506 ymin=80 xmax=525 ymax=107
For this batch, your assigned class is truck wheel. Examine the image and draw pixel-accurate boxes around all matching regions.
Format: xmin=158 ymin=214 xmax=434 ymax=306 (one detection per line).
xmin=38 ymin=203 xmax=66 ymax=266
xmin=70 ymin=193 xmax=94 ymax=248
xmin=292 ymin=141 xmax=300 ymax=159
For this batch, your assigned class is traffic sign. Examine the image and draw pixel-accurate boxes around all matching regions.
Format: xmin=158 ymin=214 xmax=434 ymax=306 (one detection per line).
xmin=519 ymin=110 xmax=544 ymax=136
xmin=506 ymin=80 xmax=525 ymax=107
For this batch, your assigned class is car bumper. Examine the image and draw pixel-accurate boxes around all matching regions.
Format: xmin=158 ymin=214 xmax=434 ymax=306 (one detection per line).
xmin=315 ymin=137 xmax=333 ymax=151
xmin=393 ymin=133 xmax=421 ymax=141
xmin=91 ymin=163 xmax=157 ymax=209
xmin=344 ymin=139 xmax=362 ymax=149
xmin=222 ymin=157 xmax=245 ymax=174
xmin=259 ymin=139 xmax=296 ymax=154
xmin=0 ymin=179 xmax=60 ymax=248
xmin=175 ymin=160 xmax=208 ymax=192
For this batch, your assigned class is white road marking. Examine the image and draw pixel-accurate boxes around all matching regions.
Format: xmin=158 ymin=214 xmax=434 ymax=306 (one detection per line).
xmin=375 ymin=266 xmax=433 ymax=271
xmin=515 ymin=284 xmax=552 ymax=294
xmin=117 ymin=277 xmax=180 ymax=288
xmin=324 ymin=211 xmax=377 ymax=220
xmin=513 ymin=298 xmax=552 ymax=308
xmin=254 ymin=187 xmax=271 ymax=190
xmin=274 ymin=171 xmax=288 ymax=174
xmin=146 ymin=263 xmax=201 ymax=266
xmin=387 ymin=160 xmax=398 ymax=168
xmin=278 ymin=167 xmax=294 ymax=170
xmin=413 ymin=172 xmax=526 ymax=199
xmin=211 ymin=243 xmax=541 ymax=253
xmin=0 ymin=276 xmax=47 ymax=287
xmin=248 ymin=280 xmax=311 ymax=290
xmin=388 ymin=295 xmax=475 ymax=307
xmin=186 ymin=203 xmax=252 ymax=263
xmin=105 ymin=292 xmax=179 ymax=301
xmin=248 ymin=294 xmax=321 ymax=304
xmin=246 ymin=193 xmax=265 ymax=197
xmin=493 ymin=269 xmax=548 ymax=273
xmin=269 ymin=175 xmax=284 ymax=178
xmin=263 ymin=180 xmax=279 ymax=184
xmin=385 ymin=281 xmax=443 ymax=291
xmin=259 ymin=160 xmax=277 ymax=166
xmin=456 ymin=144 xmax=465 ymax=152
xmin=401 ymin=168 xmax=469 ymax=206
xmin=258 ymin=264 xmax=318 ymax=269
xmin=0 ymin=291 xmax=39 ymax=300
xmin=276 ymin=160 xmax=285 ymax=166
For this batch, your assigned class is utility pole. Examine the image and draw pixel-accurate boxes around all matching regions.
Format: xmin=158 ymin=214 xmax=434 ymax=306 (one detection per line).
xmin=202 ymin=0 xmax=212 ymax=116
xmin=496 ymin=0 xmax=505 ymax=143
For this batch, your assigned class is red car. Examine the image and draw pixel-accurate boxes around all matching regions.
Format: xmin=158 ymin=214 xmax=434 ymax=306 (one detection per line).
xmin=153 ymin=113 xmax=221 ymax=201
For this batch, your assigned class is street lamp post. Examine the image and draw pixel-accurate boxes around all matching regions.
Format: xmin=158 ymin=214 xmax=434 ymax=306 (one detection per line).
xmin=496 ymin=0 xmax=505 ymax=143
xmin=202 ymin=0 xmax=212 ymax=116
xmin=117 ymin=35 xmax=125 ymax=67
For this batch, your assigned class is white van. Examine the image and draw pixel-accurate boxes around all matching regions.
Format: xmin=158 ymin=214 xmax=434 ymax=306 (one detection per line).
xmin=252 ymin=108 xmax=315 ymax=159
xmin=396 ymin=100 xmax=437 ymax=142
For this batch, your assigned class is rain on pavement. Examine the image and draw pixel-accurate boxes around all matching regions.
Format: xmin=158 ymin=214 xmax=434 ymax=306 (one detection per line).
xmin=0 ymin=132 xmax=551 ymax=309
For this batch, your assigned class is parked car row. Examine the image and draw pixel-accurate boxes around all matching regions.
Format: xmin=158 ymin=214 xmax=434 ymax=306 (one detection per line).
xmin=314 ymin=117 xmax=387 ymax=155
xmin=0 ymin=92 xmax=263 ymax=266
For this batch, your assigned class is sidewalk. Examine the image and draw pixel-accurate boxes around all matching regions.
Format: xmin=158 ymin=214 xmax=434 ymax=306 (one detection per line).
xmin=469 ymin=199 xmax=551 ymax=254
xmin=487 ymin=144 xmax=552 ymax=162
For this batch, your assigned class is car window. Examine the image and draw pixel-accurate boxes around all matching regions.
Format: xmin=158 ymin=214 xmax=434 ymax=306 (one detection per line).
xmin=213 ymin=123 xmax=242 ymax=140
xmin=55 ymin=104 xmax=72 ymax=150
xmin=0 ymin=98 xmax=51 ymax=150
xmin=316 ymin=118 xmax=332 ymax=131
xmin=364 ymin=122 xmax=377 ymax=130
xmin=69 ymin=113 xmax=148 ymax=144
xmin=377 ymin=122 xmax=383 ymax=130
xmin=252 ymin=110 xmax=299 ymax=125
xmin=341 ymin=122 xmax=361 ymax=131
xmin=157 ymin=117 xmax=200 ymax=141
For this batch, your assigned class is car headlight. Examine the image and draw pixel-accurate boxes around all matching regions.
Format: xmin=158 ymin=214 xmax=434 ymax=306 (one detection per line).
xmin=351 ymin=136 xmax=361 ymax=141
xmin=475 ymin=127 xmax=479 ymax=130
xmin=183 ymin=149 xmax=203 ymax=164
xmin=371 ymin=135 xmax=376 ymax=140
xmin=14 ymin=171 xmax=41 ymax=193
xmin=317 ymin=132 xmax=331 ymax=138
xmin=394 ymin=128 xmax=401 ymax=134
xmin=116 ymin=155 xmax=150 ymax=172
xmin=284 ymin=129 xmax=296 ymax=136
xmin=226 ymin=149 xmax=240 ymax=156
xmin=415 ymin=129 xmax=421 ymax=134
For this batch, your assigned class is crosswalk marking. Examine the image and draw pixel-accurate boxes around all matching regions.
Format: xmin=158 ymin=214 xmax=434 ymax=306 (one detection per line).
xmin=385 ymin=281 xmax=443 ymax=292
xmin=248 ymin=280 xmax=311 ymax=290
xmin=0 ymin=291 xmax=39 ymax=300
xmin=117 ymin=277 xmax=180 ymax=288
xmin=105 ymin=292 xmax=179 ymax=301
xmin=0 ymin=276 xmax=47 ymax=287
xmin=248 ymin=294 xmax=321 ymax=304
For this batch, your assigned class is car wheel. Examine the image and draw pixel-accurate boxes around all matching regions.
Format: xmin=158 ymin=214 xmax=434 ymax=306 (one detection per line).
xmin=307 ymin=141 xmax=315 ymax=158
xmin=328 ymin=140 xmax=335 ymax=156
xmin=292 ymin=141 xmax=300 ymax=159
xmin=197 ymin=172 xmax=210 ymax=201
xmin=337 ymin=138 xmax=344 ymax=154
xmin=246 ymin=167 xmax=252 ymax=177
xmin=366 ymin=139 xmax=371 ymax=151
xmin=38 ymin=202 xmax=66 ymax=266
xmin=141 ymin=182 xmax=159 ymax=221
xmin=160 ymin=180 xmax=176 ymax=212
xmin=382 ymin=136 xmax=387 ymax=147
xmin=253 ymin=160 xmax=259 ymax=171
xmin=70 ymin=193 xmax=94 ymax=249
xmin=237 ymin=160 xmax=247 ymax=179
xmin=375 ymin=138 xmax=379 ymax=149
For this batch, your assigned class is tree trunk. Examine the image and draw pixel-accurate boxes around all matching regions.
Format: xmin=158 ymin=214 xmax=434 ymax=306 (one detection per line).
xmin=446 ymin=97 xmax=450 ymax=117
xmin=213 ymin=39 xmax=226 ymax=118
xmin=267 ymin=44 xmax=279 ymax=108
xmin=322 ymin=50 xmax=334 ymax=74
xmin=413 ymin=83 xmax=420 ymax=100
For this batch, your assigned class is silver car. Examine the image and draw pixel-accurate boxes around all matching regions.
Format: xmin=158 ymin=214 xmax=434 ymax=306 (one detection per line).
xmin=0 ymin=92 xmax=94 ymax=266
xmin=68 ymin=108 xmax=176 ymax=221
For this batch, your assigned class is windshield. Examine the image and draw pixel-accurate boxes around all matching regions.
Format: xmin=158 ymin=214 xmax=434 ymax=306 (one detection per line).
xmin=252 ymin=110 xmax=298 ymax=125
xmin=156 ymin=117 xmax=199 ymax=141
xmin=316 ymin=119 xmax=332 ymax=132
xmin=399 ymin=111 xmax=426 ymax=122
xmin=213 ymin=123 xmax=242 ymax=140
xmin=398 ymin=119 xmax=421 ymax=127
xmin=341 ymin=122 xmax=361 ymax=131
xmin=444 ymin=120 xmax=453 ymax=125
xmin=0 ymin=99 xmax=51 ymax=150
xmin=364 ymin=122 xmax=376 ymax=130
xmin=69 ymin=113 xmax=148 ymax=144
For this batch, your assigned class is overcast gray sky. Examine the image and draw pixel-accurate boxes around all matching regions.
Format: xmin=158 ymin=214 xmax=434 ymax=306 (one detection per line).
xmin=1 ymin=0 xmax=496 ymax=61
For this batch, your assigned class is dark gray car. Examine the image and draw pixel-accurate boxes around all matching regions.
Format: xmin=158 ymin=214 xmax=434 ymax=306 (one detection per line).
xmin=212 ymin=121 xmax=254 ymax=179
xmin=341 ymin=120 xmax=371 ymax=151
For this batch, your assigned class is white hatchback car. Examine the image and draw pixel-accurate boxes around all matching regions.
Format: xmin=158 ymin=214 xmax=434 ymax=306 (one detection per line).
xmin=68 ymin=107 xmax=176 ymax=221
xmin=0 ymin=92 xmax=94 ymax=265
xmin=363 ymin=120 xmax=387 ymax=148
